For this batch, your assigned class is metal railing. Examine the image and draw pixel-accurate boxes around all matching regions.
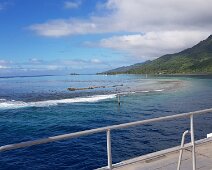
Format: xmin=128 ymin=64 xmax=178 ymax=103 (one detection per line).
xmin=0 ymin=108 xmax=212 ymax=170
xmin=177 ymin=130 xmax=190 ymax=170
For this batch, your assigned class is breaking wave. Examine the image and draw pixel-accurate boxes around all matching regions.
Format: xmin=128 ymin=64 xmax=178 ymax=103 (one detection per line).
xmin=0 ymin=89 xmax=165 ymax=110
xmin=0 ymin=94 xmax=116 ymax=109
xmin=119 ymin=89 xmax=164 ymax=95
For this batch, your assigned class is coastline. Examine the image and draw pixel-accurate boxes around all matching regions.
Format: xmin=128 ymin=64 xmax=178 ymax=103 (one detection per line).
xmin=97 ymin=73 xmax=212 ymax=76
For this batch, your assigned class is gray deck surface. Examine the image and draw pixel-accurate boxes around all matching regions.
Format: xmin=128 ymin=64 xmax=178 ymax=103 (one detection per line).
xmin=98 ymin=138 xmax=212 ymax=170
xmin=115 ymin=140 xmax=212 ymax=170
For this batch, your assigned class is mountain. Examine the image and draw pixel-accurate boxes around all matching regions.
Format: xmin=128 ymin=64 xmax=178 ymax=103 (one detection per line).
xmin=101 ymin=60 xmax=151 ymax=75
xmin=102 ymin=35 xmax=212 ymax=75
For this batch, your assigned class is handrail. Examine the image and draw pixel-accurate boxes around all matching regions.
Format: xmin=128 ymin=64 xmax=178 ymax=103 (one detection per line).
xmin=0 ymin=108 xmax=212 ymax=169
xmin=177 ymin=130 xmax=190 ymax=170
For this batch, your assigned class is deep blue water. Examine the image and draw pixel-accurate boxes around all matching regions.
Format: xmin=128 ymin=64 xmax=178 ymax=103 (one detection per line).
xmin=0 ymin=74 xmax=211 ymax=169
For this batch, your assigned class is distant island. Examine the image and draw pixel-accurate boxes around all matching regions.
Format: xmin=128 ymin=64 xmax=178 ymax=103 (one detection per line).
xmin=100 ymin=35 xmax=212 ymax=75
xmin=69 ymin=73 xmax=80 ymax=75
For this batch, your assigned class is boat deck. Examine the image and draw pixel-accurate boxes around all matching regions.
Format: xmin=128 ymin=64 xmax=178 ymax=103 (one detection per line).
xmin=98 ymin=138 xmax=212 ymax=170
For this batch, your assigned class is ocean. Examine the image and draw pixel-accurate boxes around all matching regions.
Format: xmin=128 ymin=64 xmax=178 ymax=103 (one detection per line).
xmin=0 ymin=74 xmax=211 ymax=170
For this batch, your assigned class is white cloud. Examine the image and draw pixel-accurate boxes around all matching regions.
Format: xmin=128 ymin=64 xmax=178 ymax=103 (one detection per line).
xmin=59 ymin=58 xmax=110 ymax=69
xmin=64 ymin=1 xmax=81 ymax=9
xmin=98 ymin=31 xmax=210 ymax=59
xmin=91 ymin=59 xmax=102 ymax=64
xmin=29 ymin=58 xmax=43 ymax=64
xmin=0 ymin=65 xmax=9 ymax=69
xmin=0 ymin=58 xmax=111 ymax=71
xmin=28 ymin=0 xmax=212 ymax=59
xmin=29 ymin=19 xmax=98 ymax=37
xmin=0 ymin=60 xmax=11 ymax=69
xmin=29 ymin=0 xmax=212 ymax=37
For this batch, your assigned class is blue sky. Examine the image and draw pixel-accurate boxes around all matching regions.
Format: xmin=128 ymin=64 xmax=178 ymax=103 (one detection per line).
xmin=0 ymin=0 xmax=211 ymax=76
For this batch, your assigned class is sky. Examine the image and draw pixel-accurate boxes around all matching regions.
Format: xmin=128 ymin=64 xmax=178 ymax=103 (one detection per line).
xmin=0 ymin=0 xmax=212 ymax=76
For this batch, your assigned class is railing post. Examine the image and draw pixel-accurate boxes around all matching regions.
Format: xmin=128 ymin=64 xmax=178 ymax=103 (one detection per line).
xmin=107 ymin=129 xmax=112 ymax=170
xmin=177 ymin=130 xmax=190 ymax=170
xmin=190 ymin=114 xmax=196 ymax=170
xmin=117 ymin=94 xmax=120 ymax=105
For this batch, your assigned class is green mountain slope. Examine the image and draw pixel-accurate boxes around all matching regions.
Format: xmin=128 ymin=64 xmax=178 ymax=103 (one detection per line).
xmin=103 ymin=35 xmax=212 ymax=74
xmin=100 ymin=60 xmax=151 ymax=74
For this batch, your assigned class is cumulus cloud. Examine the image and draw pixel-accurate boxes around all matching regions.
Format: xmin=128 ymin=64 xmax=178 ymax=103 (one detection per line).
xmin=28 ymin=0 xmax=212 ymax=59
xmin=64 ymin=1 xmax=81 ymax=9
xmin=29 ymin=19 xmax=98 ymax=37
xmin=29 ymin=0 xmax=212 ymax=37
xmin=98 ymin=31 xmax=210 ymax=59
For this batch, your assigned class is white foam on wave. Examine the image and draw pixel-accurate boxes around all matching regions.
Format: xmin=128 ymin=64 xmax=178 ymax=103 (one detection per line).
xmin=154 ymin=89 xmax=164 ymax=92
xmin=0 ymin=94 xmax=116 ymax=109
xmin=119 ymin=89 xmax=164 ymax=95
xmin=140 ymin=91 xmax=149 ymax=93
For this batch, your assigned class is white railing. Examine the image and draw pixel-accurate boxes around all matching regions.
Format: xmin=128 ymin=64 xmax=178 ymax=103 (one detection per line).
xmin=0 ymin=108 xmax=212 ymax=170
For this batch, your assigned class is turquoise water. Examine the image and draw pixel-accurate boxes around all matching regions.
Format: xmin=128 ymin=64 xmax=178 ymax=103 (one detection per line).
xmin=0 ymin=75 xmax=211 ymax=169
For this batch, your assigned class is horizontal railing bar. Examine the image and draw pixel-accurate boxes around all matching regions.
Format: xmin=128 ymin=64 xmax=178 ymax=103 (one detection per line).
xmin=106 ymin=108 xmax=212 ymax=130
xmin=0 ymin=108 xmax=211 ymax=152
